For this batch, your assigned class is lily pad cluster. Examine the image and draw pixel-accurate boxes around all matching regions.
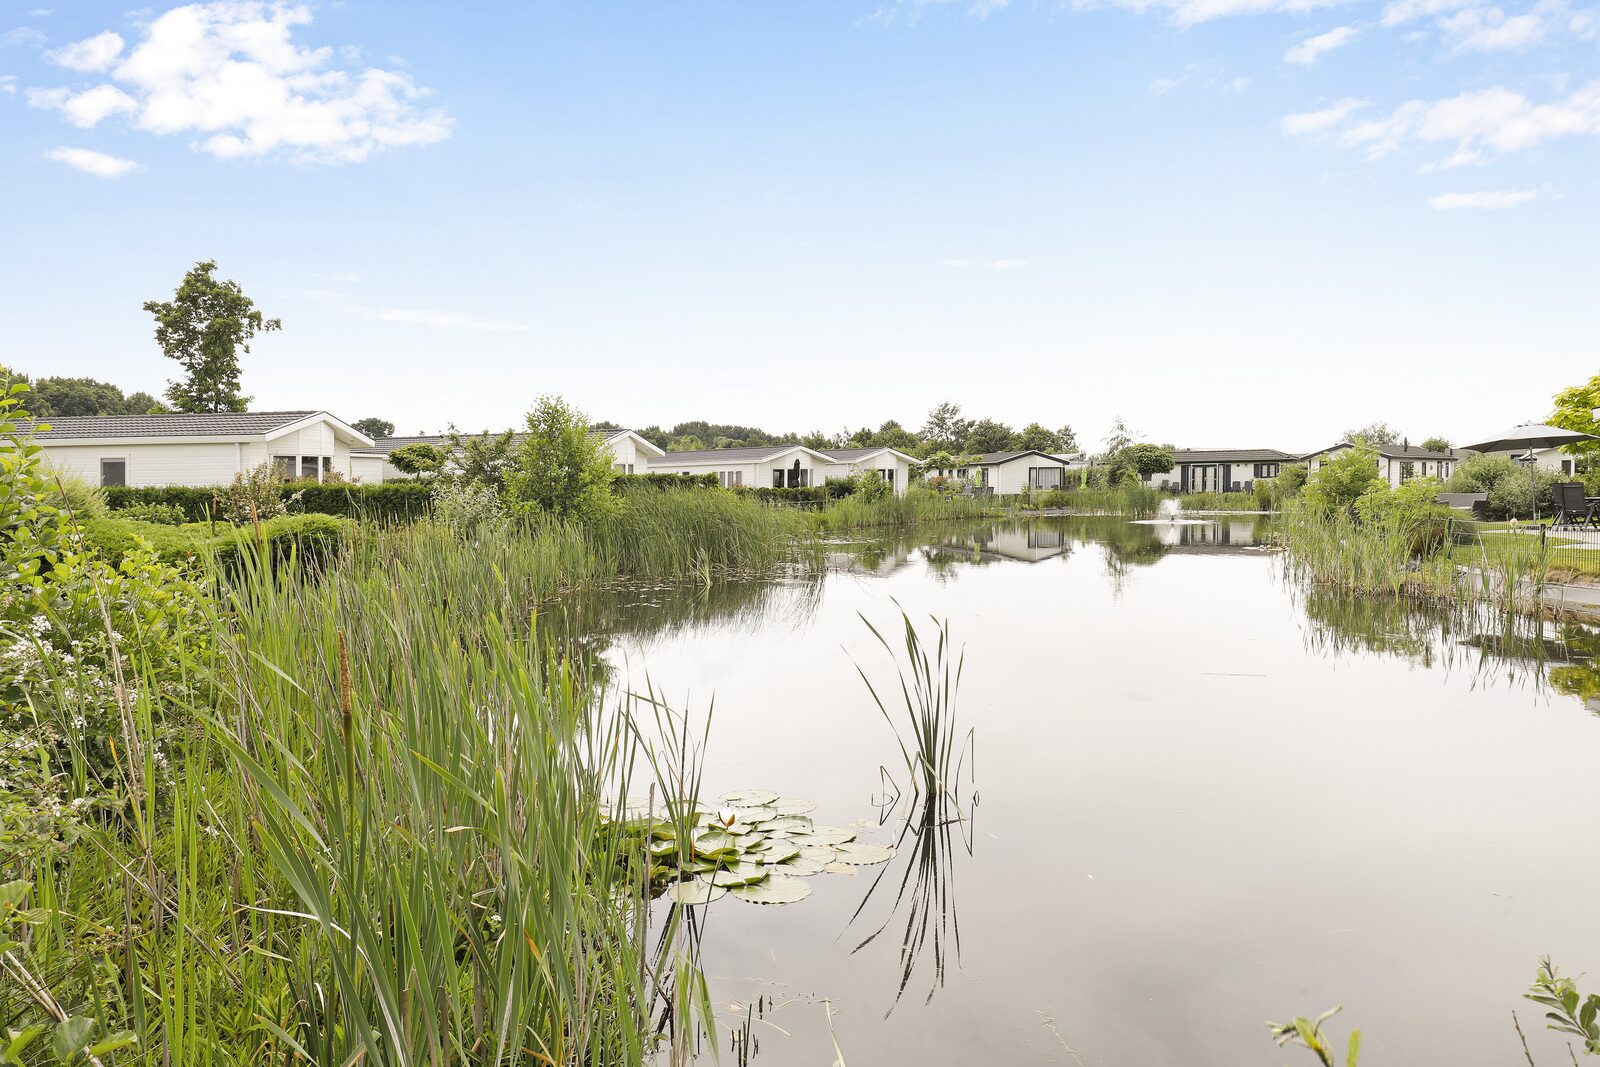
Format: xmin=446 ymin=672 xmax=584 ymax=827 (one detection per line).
xmin=641 ymin=789 xmax=895 ymax=906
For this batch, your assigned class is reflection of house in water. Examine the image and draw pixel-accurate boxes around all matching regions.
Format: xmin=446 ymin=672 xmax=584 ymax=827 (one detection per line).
xmin=1150 ymin=518 xmax=1269 ymax=552
xmin=971 ymin=524 xmax=1073 ymax=563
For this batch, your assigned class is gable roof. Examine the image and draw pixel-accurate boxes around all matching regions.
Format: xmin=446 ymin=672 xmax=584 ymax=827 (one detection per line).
xmin=352 ymin=428 xmax=658 ymax=458
xmin=965 ymin=449 xmax=1071 ymax=466
xmin=825 ymin=447 xmax=919 ymax=463
xmin=1303 ymin=442 xmax=1459 ymax=462
xmin=18 ymin=410 xmax=371 ymax=446
xmin=648 ymin=443 xmax=834 ymax=466
xmin=1170 ymin=448 xmax=1297 ymax=464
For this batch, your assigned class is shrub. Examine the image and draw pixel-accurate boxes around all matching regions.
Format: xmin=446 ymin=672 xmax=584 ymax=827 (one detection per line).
xmin=430 ymin=480 xmax=506 ymax=535
xmin=106 ymin=481 xmax=434 ymax=522
xmin=503 ymin=396 xmax=619 ymax=522
xmin=736 ymin=486 xmax=830 ymax=505
xmin=45 ymin=472 xmax=109 ymax=522
xmin=613 ymin=472 xmax=719 ymax=491
xmin=389 ymin=442 xmax=446 ymax=476
xmin=1302 ymin=445 xmax=1384 ymax=513
xmin=1446 ymin=452 xmax=1558 ymax=519
xmin=111 ymin=501 xmax=188 ymax=525
xmin=1352 ymin=478 xmax=1454 ymax=554
xmin=213 ymin=462 xmax=298 ymax=524
xmin=852 ymin=469 xmax=891 ymax=503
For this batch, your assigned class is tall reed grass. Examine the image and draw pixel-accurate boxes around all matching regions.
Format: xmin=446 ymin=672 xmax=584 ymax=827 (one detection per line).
xmin=1026 ymin=484 xmax=1164 ymax=518
xmin=813 ymin=489 xmax=1003 ymax=532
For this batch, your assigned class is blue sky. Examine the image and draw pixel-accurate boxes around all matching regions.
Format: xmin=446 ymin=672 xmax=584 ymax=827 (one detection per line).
xmin=3 ymin=1 xmax=1596 ymax=450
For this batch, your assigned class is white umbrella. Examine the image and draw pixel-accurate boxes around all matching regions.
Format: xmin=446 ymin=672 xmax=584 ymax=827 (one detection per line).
xmin=1460 ymin=422 xmax=1599 ymax=521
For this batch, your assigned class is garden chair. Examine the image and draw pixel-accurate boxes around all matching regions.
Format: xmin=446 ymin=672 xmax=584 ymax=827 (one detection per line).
xmin=1552 ymin=483 xmax=1594 ymax=529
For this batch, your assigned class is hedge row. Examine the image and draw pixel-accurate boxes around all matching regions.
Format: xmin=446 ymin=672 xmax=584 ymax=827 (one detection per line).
xmin=733 ymin=484 xmax=855 ymax=504
xmin=81 ymin=513 xmax=353 ymax=569
xmin=106 ymin=480 xmax=434 ymax=522
xmin=614 ymin=472 xmax=720 ymax=491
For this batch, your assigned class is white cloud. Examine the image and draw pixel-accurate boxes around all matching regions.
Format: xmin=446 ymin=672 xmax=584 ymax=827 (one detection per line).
xmin=1280 ymin=97 xmax=1368 ymax=135
xmin=1438 ymin=5 xmax=1547 ymax=49
xmin=46 ymin=29 xmax=122 ymax=70
xmin=1285 ymin=24 xmax=1359 ymax=63
xmin=1149 ymin=76 xmax=1185 ymax=94
xmin=2 ymin=26 xmax=48 ymax=48
xmin=46 ymin=146 xmax=142 ymax=177
xmin=1428 ymin=188 xmax=1538 ymax=207
xmin=1381 ymin=0 xmax=1473 ymax=25
xmin=1284 ymin=83 xmax=1600 ymax=163
xmin=1076 ymin=0 xmax=1347 ymax=28
xmin=1223 ymin=76 xmax=1251 ymax=92
xmin=28 ymin=83 xmax=139 ymax=127
xmin=970 ymin=0 xmax=1010 ymax=16
xmin=29 ymin=2 xmax=452 ymax=164
xmin=0 ymin=75 xmax=15 ymax=95
xmin=377 ymin=308 xmax=528 ymax=332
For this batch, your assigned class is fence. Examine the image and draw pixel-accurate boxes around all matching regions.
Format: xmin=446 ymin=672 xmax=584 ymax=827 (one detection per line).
xmin=1445 ymin=517 xmax=1600 ymax=580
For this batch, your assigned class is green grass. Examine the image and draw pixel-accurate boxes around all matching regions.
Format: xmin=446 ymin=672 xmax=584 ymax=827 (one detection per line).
xmin=812 ymin=488 xmax=1005 ymax=532
xmin=1024 ymin=484 xmax=1164 ymax=518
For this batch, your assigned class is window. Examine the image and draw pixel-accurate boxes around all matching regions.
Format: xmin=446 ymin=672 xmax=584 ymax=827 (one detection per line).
xmin=100 ymin=458 xmax=127 ymax=487
xmin=322 ymin=456 xmax=333 ymax=477
xmin=1253 ymin=463 xmax=1280 ymax=479
xmin=878 ymin=468 xmax=895 ymax=487
xmin=1029 ymin=467 xmax=1064 ymax=490
xmin=301 ymin=456 xmax=320 ymax=481
xmin=1399 ymin=461 xmax=1416 ymax=481
xmin=772 ymin=469 xmax=784 ymax=488
xmin=718 ymin=470 xmax=743 ymax=488
xmin=272 ymin=455 xmax=296 ymax=479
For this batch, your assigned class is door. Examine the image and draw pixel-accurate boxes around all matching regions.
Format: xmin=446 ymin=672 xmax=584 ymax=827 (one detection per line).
xmin=1189 ymin=464 xmax=1219 ymax=492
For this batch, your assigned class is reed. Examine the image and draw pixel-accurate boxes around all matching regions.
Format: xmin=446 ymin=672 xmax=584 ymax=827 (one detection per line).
xmin=853 ymin=609 xmax=972 ymax=800
xmin=1026 ymin=484 xmax=1164 ymax=518
xmin=814 ymin=489 xmax=1003 ymax=532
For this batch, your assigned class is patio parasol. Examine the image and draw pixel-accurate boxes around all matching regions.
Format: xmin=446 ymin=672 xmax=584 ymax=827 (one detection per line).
xmin=1459 ymin=422 xmax=1599 ymax=522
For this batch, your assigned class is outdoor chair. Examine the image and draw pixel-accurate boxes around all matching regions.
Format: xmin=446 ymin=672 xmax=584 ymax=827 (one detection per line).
xmin=1436 ymin=492 xmax=1490 ymax=521
xmin=1553 ymin=482 xmax=1595 ymax=529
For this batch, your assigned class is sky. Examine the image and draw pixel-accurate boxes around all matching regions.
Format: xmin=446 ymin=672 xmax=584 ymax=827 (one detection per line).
xmin=2 ymin=1 xmax=1597 ymax=452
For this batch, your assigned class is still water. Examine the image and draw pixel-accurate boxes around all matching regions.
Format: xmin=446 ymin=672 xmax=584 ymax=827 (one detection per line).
xmin=580 ymin=517 xmax=1600 ymax=1065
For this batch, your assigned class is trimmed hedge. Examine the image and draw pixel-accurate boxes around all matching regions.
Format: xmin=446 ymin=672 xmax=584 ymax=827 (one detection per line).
xmin=734 ymin=485 xmax=855 ymax=504
xmin=105 ymin=480 xmax=434 ymax=522
xmin=80 ymin=513 xmax=353 ymax=569
xmin=614 ymin=472 xmax=720 ymax=491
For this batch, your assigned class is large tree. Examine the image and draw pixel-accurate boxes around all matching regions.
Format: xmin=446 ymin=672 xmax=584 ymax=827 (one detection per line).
xmin=26 ymin=376 xmax=166 ymax=417
xmin=921 ymin=402 xmax=969 ymax=453
xmin=963 ymin=418 xmax=1017 ymax=454
xmin=144 ymin=260 xmax=280 ymax=413
xmin=353 ymin=417 xmax=395 ymax=440
xmin=1342 ymin=421 xmax=1401 ymax=447
xmin=1015 ymin=422 xmax=1063 ymax=453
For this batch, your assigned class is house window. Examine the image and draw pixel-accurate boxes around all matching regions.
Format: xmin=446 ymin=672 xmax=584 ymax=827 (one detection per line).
xmin=1028 ymin=467 xmax=1064 ymax=490
xmin=323 ymin=456 xmax=333 ymax=478
xmin=772 ymin=469 xmax=784 ymax=488
xmin=1399 ymin=461 xmax=1416 ymax=481
xmin=718 ymin=470 xmax=744 ymax=488
xmin=879 ymin=468 xmax=895 ymax=487
xmin=100 ymin=458 xmax=127 ymax=487
xmin=1253 ymin=463 xmax=1280 ymax=479
xmin=300 ymin=456 xmax=320 ymax=481
xmin=272 ymin=455 xmax=296 ymax=479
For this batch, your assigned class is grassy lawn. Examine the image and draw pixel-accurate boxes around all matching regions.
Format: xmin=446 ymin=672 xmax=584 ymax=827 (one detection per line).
xmin=1458 ymin=531 xmax=1600 ymax=579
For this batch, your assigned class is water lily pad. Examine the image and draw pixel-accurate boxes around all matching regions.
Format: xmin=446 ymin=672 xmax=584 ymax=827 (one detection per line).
xmin=763 ymin=816 xmax=813 ymax=833
xmin=693 ymin=830 xmax=736 ymax=853
xmin=729 ymin=873 xmax=812 ymax=905
xmin=733 ymin=833 xmax=767 ymax=850
xmin=778 ymin=855 xmax=827 ymax=876
xmin=822 ymin=862 xmax=856 ymax=875
xmin=754 ymin=841 xmax=799 ymax=863
xmin=796 ymin=845 xmax=838 ymax=863
xmin=832 ymin=842 xmax=895 ymax=865
xmin=666 ymin=880 xmax=727 ymax=905
xmin=709 ymin=863 xmax=768 ymax=887
xmin=720 ymin=789 xmax=779 ymax=807
xmin=770 ymin=798 xmax=816 ymax=815
xmin=730 ymin=806 xmax=773 ymax=823
xmin=791 ymin=826 xmax=856 ymax=846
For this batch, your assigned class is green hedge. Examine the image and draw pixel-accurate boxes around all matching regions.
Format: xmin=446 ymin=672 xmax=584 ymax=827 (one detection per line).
xmin=104 ymin=481 xmax=433 ymax=522
xmin=614 ymin=472 xmax=720 ymax=491
xmin=734 ymin=484 xmax=855 ymax=504
xmin=80 ymin=514 xmax=353 ymax=569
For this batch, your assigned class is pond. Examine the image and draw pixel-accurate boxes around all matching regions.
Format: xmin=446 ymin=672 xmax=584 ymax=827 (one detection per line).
xmin=574 ymin=516 xmax=1600 ymax=1064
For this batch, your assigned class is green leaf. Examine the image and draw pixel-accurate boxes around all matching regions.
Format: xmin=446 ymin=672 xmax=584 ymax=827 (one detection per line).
xmin=832 ymin=842 xmax=896 ymax=865
xmin=709 ymin=864 xmax=768 ymax=887
xmin=51 ymin=1017 xmax=95 ymax=1064
xmin=1346 ymin=1029 xmax=1361 ymax=1067
xmin=720 ymin=789 xmax=778 ymax=807
xmin=665 ymin=880 xmax=727 ymax=905
xmin=3 ymin=1025 xmax=47 ymax=1066
xmin=87 ymin=1032 xmax=138 ymax=1057
xmin=0 ymin=882 xmax=29 ymax=912
xmin=770 ymin=797 xmax=816 ymax=815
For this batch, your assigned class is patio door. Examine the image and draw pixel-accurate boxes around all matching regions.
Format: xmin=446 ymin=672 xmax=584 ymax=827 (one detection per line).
xmin=1189 ymin=464 xmax=1219 ymax=492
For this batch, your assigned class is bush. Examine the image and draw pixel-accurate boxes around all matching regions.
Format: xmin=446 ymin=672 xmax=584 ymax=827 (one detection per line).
xmin=111 ymin=501 xmax=188 ymax=525
xmin=106 ymin=480 xmax=434 ymax=522
xmin=77 ymin=517 xmax=206 ymax=564
xmin=388 ymin=442 xmax=446 ymax=476
xmin=613 ymin=472 xmax=719 ymax=491
xmin=736 ymin=486 xmax=830 ymax=505
xmin=1352 ymin=478 xmax=1454 ymax=554
xmin=1302 ymin=446 xmax=1385 ymax=514
xmin=430 ymin=480 xmax=506 ymax=535
xmin=1445 ymin=452 xmax=1558 ymax=520
xmin=46 ymin=472 xmax=109 ymax=521
xmin=213 ymin=463 xmax=298 ymax=523
xmin=80 ymin=514 xmax=353 ymax=568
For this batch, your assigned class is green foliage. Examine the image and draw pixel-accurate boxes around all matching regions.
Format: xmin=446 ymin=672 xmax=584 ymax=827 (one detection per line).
xmin=144 ymin=259 xmax=280 ymax=413
xmin=1267 ymin=1007 xmax=1361 ymax=1067
xmin=1109 ymin=443 xmax=1173 ymax=483
xmin=1446 ymin=452 xmax=1559 ymax=520
xmin=79 ymin=513 xmax=352 ymax=568
xmin=853 ymin=468 xmax=892 ymax=503
xmin=962 ymin=418 xmax=1016 ymax=455
xmin=44 ymin=474 xmax=109 ymax=523
xmin=445 ymin=428 xmax=516 ymax=491
xmin=428 ymin=479 xmax=506 ymax=535
xmin=109 ymin=501 xmax=189 ymax=525
xmin=613 ymin=472 xmax=720 ymax=491
xmin=1352 ymin=477 xmax=1453 ymax=554
xmin=921 ymin=401 xmax=970 ymax=453
xmin=503 ymin=396 xmax=620 ymax=522
xmin=211 ymin=462 xmax=297 ymax=523
xmin=1342 ymin=421 xmax=1401 ymax=447
xmin=1526 ymin=957 xmax=1600 ymax=1055
xmin=1302 ymin=445 xmax=1385 ymax=513
xmin=0 ymin=380 xmax=68 ymax=596
xmin=387 ymin=441 xmax=446 ymax=476
xmin=1015 ymin=422 xmax=1069 ymax=453
xmin=24 ymin=375 xmax=167 ymax=417
xmin=106 ymin=481 xmax=434 ymax=523
xmin=1549 ymin=372 xmax=1600 ymax=463
xmin=1420 ymin=435 xmax=1452 ymax=452
xmin=351 ymin=416 xmax=394 ymax=439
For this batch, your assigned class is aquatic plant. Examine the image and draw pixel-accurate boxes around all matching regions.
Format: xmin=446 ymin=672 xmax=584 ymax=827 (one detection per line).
xmin=854 ymin=609 xmax=973 ymax=800
xmin=1526 ymin=956 xmax=1600 ymax=1056
xmin=1267 ymin=1007 xmax=1361 ymax=1066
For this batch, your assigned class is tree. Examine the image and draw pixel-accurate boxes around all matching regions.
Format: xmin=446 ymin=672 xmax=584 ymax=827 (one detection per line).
xmin=24 ymin=376 xmax=168 ymax=417
xmin=1549 ymin=373 xmax=1600 ymax=463
xmin=144 ymin=260 xmax=280 ymax=412
xmin=1303 ymin=444 xmax=1385 ymax=512
xmin=1101 ymin=416 xmax=1135 ymax=458
xmin=1056 ymin=425 xmax=1079 ymax=453
xmin=447 ymin=428 xmax=517 ymax=491
xmin=1015 ymin=423 xmax=1063 ymax=453
xmin=353 ymin=417 xmax=395 ymax=440
xmin=962 ymin=418 xmax=1016 ymax=455
xmin=503 ymin=396 xmax=619 ymax=522
xmin=666 ymin=434 xmax=706 ymax=452
xmin=920 ymin=402 xmax=969 ymax=453
xmin=389 ymin=442 xmax=446 ymax=476
xmin=870 ymin=419 xmax=922 ymax=453
xmin=1118 ymin=444 xmax=1174 ymax=479
xmin=1420 ymin=436 xmax=1452 ymax=453
xmin=1342 ymin=421 xmax=1401 ymax=447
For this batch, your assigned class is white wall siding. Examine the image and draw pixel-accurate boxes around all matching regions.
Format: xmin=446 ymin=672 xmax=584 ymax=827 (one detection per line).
xmin=350 ymin=455 xmax=387 ymax=484
xmin=40 ymin=442 xmax=244 ymax=487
